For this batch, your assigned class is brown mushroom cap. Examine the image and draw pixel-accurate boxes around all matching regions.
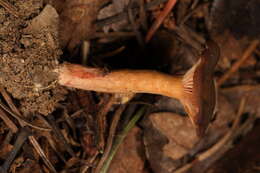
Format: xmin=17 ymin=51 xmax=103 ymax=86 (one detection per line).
xmin=181 ymin=40 xmax=220 ymax=137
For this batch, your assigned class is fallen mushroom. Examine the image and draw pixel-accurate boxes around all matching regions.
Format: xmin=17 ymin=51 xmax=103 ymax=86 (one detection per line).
xmin=56 ymin=40 xmax=220 ymax=137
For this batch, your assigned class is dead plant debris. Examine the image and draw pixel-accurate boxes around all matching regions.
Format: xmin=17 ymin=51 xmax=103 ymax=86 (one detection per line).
xmin=0 ymin=0 xmax=259 ymax=173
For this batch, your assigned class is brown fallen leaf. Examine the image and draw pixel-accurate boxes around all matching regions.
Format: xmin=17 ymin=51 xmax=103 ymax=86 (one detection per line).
xmin=108 ymin=127 xmax=147 ymax=173
xmin=206 ymin=120 xmax=260 ymax=173
xmin=56 ymin=0 xmax=107 ymax=53
xmin=222 ymin=85 xmax=260 ymax=118
xmin=142 ymin=94 xmax=236 ymax=173
xmin=23 ymin=4 xmax=59 ymax=34
xmin=142 ymin=112 xmax=199 ymax=173
xmin=98 ymin=0 xmax=132 ymax=32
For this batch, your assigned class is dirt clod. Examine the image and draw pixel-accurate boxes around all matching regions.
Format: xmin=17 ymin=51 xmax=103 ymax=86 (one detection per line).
xmin=0 ymin=1 xmax=66 ymax=115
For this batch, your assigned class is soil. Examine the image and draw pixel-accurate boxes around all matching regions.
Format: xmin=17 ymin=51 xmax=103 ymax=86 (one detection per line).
xmin=0 ymin=0 xmax=66 ymax=116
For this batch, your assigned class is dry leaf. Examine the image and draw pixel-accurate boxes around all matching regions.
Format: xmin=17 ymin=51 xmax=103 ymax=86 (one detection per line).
xmin=108 ymin=127 xmax=147 ymax=173
xmin=142 ymin=94 xmax=236 ymax=173
xmin=57 ymin=0 xmax=107 ymax=52
xmin=222 ymin=85 xmax=260 ymax=118
xmin=142 ymin=112 xmax=199 ymax=173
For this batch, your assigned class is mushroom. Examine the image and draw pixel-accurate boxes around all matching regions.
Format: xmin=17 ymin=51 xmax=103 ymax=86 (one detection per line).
xmin=56 ymin=40 xmax=220 ymax=137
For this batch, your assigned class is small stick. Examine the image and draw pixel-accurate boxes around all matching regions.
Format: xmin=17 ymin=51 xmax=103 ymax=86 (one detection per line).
xmin=173 ymin=97 xmax=254 ymax=173
xmin=139 ymin=0 xmax=148 ymax=30
xmin=145 ymin=0 xmax=178 ymax=42
xmin=0 ymin=87 xmax=51 ymax=131
xmin=46 ymin=115 xmax=75 ymax=157
xmin=0 ymin=0 xmax=19 ymax=17
xmin=0 ymin=101 xmax=51 ymax=131
xmin=128 ymin=0 xmax=145 ymax=47
xmin=0 ymin=87 xmax=57 ymax=173
xmin=97 ymin=95 xmax=117 ymax=151
xmin=0 ymin=108 xmax=18 ymax=133
xmin=29 ymin=136 xmax=58 ymax=173
xmin=217 ymin=40 xmax=259 ymax=86
xmin=197 ymin=97 xmax=246 ymax=161
xmin=1 ymin=128 xmax=30 ymax=172
xmin=1 ymin=131 xmax=13 ymax=147
xmin=43 ymin=132 xmax=67 ymax=163
xmin=94 ymin=104 xmax=127 ymax=173
xmin=99 ymin=106 xmax=147 ymax=173
xmin=179 ymin=3 xmax=208 ymax=26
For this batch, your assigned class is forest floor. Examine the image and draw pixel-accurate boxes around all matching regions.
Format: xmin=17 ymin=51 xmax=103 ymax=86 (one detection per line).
xmin=0 ymin=0 xmax=260 ymax=173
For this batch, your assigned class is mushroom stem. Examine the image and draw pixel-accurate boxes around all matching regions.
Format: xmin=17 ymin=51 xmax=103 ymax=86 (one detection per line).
xmin=56 ymin=40 xmax=220 ymax=137
xmin=57 ymin=63 xmax=184 ymax=100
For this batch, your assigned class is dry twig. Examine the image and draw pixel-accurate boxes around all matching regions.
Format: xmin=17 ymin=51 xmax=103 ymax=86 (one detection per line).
xmin=0 ymin=88 xmax=57 ymax=173
xmin=1 ymin=128 xmax=30 ymax=172
xmin=99 ymin=106 xmax=147 ymax=173
xmin=0 ymin=108 xmax=18 ymax=133
xmin=0 ymin=101 xmax=51 ymax=131
xmin=0 ymin=0 xmax=19 ymax=17
xmin=97 ymin=95 xmax=117 ymax=151
xmin=47 ymin=115 xmax=75 ymax=157
xmin=218 ymin=40 xmax=259 ymax=86
xmin=94 ymin=104 xmax=127 ymax=173
xmin=173 ymin=97 xmax=255 ymax=173
xmin=145 ymin=0 xmax=178 ymax=42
